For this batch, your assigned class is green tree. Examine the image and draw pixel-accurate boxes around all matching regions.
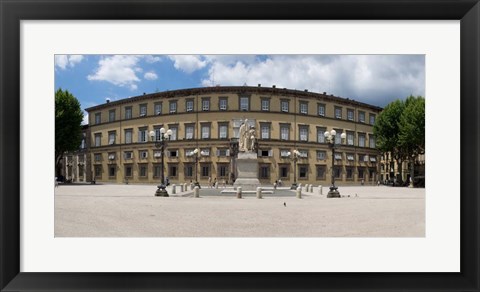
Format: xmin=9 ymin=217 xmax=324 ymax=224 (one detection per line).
xmin=55 ymin=88 xmax=84 ymax=176
xmin=373 ymin=99 xmax=406 ymax=182
xmin=398 ymin=95 xmax=425 ymax=185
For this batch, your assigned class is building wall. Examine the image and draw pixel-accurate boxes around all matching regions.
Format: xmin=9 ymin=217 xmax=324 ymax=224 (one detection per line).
xmin=86 ymin=86 xmax=382 ymax=185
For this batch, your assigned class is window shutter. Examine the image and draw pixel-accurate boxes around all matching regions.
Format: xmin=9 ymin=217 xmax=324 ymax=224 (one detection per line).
xmin=216 ymin=150 xmax=220 ymax=156
xmin=226 ymin=149 xmax=230 ymax=156
xmin=268 ymin=149 xmax=273 ymax=157
xmin=176 ymin=150 xmax=179 ymax=157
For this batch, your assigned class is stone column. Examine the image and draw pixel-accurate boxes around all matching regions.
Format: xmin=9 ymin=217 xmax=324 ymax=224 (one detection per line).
xmin=194 ymin=186 xmax=199 ymax=198
xmin=256 ymin=187 xmax=262 ymax=199
xmin=171 ymin=184 xmax=176 ymax=194
xmin=236 ymin=187 xmax=242 ymax=199
xmin=319 ymin=185 xmax=323 ymax=195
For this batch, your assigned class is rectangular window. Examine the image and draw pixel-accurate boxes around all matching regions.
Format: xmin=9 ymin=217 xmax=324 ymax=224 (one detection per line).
xmin=260 ymin=123 xmax=270 ymax=139
xmin=370 ymin=114 xmax=376 ymax=125
xmin=298 ymin=150 xmax=308 ymax=158
xmin=201 ymin=124 xmax=210 ymax=139
xmin=168 ymin=149 xmax=179 ymax=157
xmin=299 ymin=165 xmax=308 ymax=179
xmin=94 ymin=153 xmax=102 ymax=162
xmin=139 ymin=165 xmax=147 ymax=177
xmin=125 ymin=129 xmax=133 ymax=144
xmin=240 ymin=97 xmax=249 ymax=111
xmin=125 ymin=107 xmax=132 ymax=119
xmin=94 ymin=133 xmax=101 ymax=146
xmin=108 ymin=131 xmax=116 ymax=145
xmin=169 ymin=126 xmax=178 ymax=141
xmin=200 ymin=148 xmax=210 ymax=156
xmin=346 ymin=167 xmax=354 ymax=179
xmin=201 ymin=164 xmax=210 ymax=177
xmin=316 ymin=151 xmax=326 ymax=160
xmin=218 ymin=164 xmax=228 ymax=178
xmin=153 ymin=165 xmax=161 ymax=178
xmin=169 ymin=101 xmax=177 ymax=113
xmin=219 ymin=124 xmax=228 ymax=139
xmin=138 ymin=127 xmax=148 ymax=143
xmin=335 ymin=107 xmax=342 ymax=119
xmin=335 ymin=130 xmax=343 ymax=144
xmin=334 ymin=167 xmax=342 ymax=179
xmin=219 ymin=98 xmax=228 ymax=110
xmin=139 ymin=150 xmax=148 ymax=159
xmin=317 ymin=127 xmax=326 ymax=143
xmin=259 ymin=165 xmax=270 ymax=179
xmin=359 ymin=154 xmax=368 ymax=162
xmin=261 ymin=99 xmax=270 ymax=111
xmin=184 ymin=164 xmax=194 ymax=178
xmin=185 ymin=124 xmax=194 ymax=140
xmin=358 ymin=111 xmax=366 ymax=123
xmin=280 ymin=149 xmax=290 ymax=158
xmin=347 ymin=132 xmax=354 ymax=145
xmin=299 ymin=101 xmax=308 ymax=114
xmin=169 ymin=164 xmax=178 ymax=178
xmin=358 ymin=134 xmax=366 ymax=147
xmin=154 ymin=102 xmax=162 ymax=115
xmin=94 ymin=165 xmax=102 ymax=178
xmin=216 ymin=148 xmax=230 ymax=156
xmin=318 ymin=104 xmax=325 ymax=116
xmin=124 ymin=151 xmax=133 ymax=160
xmin=347 ymin=109 xmax=354 ymax=121
xmin=358 ymin=168 xmax=365 ymax=179
xmin=279 ymin=165 xmax=289 ymax=178
xmin=316 ymin=165 xmax=326 ymax=180
xmin=139 ymin=104 xmax=147 ymax=116
xmin=186 ymin=99 xmax=194 ymax=112
xmin=109 ymin=110 xmax=115 ymax=122
xmin=281 ymin=100 xmax=289 ymax=112
xmin=335 ymin=153 xmax=343 ymax=160
xmin=280 ymin=124 xmax=290 ymax=140
xmin=202 ymin=98 xmax=210 ymax=111
xmin=125 ymin=165 xmax=132 ymax=177
xmin=259 ymin=149 xmax=272 ymax=157
xmin=347 ymin=153 xmax=355 ymax=161
xmin=299 ymin=126 xmax=308 ymax=141
xmin=369 ymin=135 xmax=376 ymax=148
xmin=95 ymin=113 xmax=101 ymax=124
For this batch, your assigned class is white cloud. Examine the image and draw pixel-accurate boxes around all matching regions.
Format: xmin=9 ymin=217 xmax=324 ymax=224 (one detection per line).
xmin=144 ymin=71 xmax=158 ymax=80
xmin=145 ymin=55 xmax=161 ymax=63
xmin=168 ymin=55 xmax=207 ymax=73
xmin=87 ymin=55 xmax=141 ymax=90
xmin=82 ymin=112 xmax=89 ymax=125
xmin=55 ymin=54 xmax=84 ymax=70
xmin=200 ymin=55 xmax=425 ymax=107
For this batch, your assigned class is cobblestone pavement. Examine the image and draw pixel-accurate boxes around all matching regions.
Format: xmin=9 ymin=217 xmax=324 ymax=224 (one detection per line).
xmin=55 ymin=183 xmax=425 ymax=237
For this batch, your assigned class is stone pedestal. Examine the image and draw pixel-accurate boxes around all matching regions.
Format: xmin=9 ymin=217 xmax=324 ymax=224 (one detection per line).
xmin=233 ymin=152 xmax=261 ymax=191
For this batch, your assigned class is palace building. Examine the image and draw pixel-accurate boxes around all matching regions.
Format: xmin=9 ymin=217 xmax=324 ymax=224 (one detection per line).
xmin=84 ymin=85 xmax=382 ymax=186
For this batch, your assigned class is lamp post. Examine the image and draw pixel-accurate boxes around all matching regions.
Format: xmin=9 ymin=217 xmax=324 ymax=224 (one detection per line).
xmin=289 ymin=149 xmax=300 ymax=190
xmin=149 ymin=128 xmax=172 ymax=197
xmin=187 ymin=148 xmax=201 ymax=188
xmin=324 ymin=129 xmax=346 ymax=198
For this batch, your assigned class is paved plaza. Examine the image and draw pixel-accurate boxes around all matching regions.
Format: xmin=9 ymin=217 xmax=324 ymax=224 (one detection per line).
xmin=55 ymin=184 xmax=425 ymax=237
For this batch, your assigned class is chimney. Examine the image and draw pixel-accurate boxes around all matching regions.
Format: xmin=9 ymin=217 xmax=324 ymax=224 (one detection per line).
xmin=106 ymin=98 xmax=110 ymax=103
xmin=304 ymin=89 xmax=308 ymax=92
xmin=272 ymin=85 xmax=276 ymax=88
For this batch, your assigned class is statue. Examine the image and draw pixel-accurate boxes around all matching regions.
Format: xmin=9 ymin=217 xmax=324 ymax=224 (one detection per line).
xmin=249 ymin=127 xmax=257 ymax=152
xmin=238 ymin=119 xmax=248 ymax=152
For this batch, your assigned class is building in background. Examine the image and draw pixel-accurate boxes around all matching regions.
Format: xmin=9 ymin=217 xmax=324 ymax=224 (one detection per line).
xmin=84 ymin=85 xmax=382 ymax=185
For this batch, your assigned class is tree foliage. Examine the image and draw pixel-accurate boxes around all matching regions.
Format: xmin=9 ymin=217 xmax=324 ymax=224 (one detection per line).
xmin=373 ymin=95 xmax=425 ymax=183
xmin=55 ymin=89 xmax=84 ymax=172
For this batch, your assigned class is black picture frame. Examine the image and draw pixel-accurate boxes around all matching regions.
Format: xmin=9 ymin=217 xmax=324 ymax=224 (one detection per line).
xmin=1 ymin=0 xmax=479 ymax=291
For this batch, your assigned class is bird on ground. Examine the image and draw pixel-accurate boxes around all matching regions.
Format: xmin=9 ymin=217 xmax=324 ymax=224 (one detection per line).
xmin=284 ymin=202 xmax=286 ymax=207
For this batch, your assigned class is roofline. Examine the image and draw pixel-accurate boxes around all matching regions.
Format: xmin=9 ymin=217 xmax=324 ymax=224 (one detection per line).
xmin=84 ymin=86 xmax=383 ymax=112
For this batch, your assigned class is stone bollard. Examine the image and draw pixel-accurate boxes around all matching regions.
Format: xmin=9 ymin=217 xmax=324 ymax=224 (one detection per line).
xmin=306 ymin=184 xmax=310 ymax=192
xmin=256 ymin=187 xmax=262 ymax=199
xmin=190 ymin=183 xmax=194 ymax=190
xmin=237 ymin=187 xmax=242 ymax=199
xmin=180 ymin=184 xmax=184 ymax=192
xmin=194 ymin=186 xmax=199 ymax=198
xmin=296 ymin=186 xmax=302 ymax=199
xmin=215 ymin=182 xmax=218 ymax=189
xmin=171 ymin=184 xmax=176 ymax=194
xmin=309 ymin=185 xmax=313 ymax=193
xmin=319 ymin=185 xmax=323 ymax=195
xmin=184 ymin=183 xmax=187 ymax=192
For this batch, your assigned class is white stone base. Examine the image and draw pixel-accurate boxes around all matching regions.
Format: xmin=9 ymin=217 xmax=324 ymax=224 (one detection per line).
xmin=233 ymin=152 xmax=260 ymax=191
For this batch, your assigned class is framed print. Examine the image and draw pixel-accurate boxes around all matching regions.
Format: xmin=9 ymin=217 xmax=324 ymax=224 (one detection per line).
xmin=1 ymin=0 xmax=479 ymax=291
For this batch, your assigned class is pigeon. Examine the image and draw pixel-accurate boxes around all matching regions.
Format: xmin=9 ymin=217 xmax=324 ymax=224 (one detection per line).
xmin=284 ymin=202 xmax=286 ymax=207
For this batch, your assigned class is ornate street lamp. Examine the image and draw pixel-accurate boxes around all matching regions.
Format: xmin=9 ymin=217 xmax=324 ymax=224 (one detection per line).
xmin=187 ymin=148 xmax=201 ymax=188
xmin=149 ymin=128 xmax=172 ymax=197
xmin=289 ymin=149 xmax=300 ymax=190
xmin=324 ymin=129 xmax=346 ymax=198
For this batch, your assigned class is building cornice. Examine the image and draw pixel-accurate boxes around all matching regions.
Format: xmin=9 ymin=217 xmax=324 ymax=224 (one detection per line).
xmin=84 ymin=86 xmax=383 ymax=112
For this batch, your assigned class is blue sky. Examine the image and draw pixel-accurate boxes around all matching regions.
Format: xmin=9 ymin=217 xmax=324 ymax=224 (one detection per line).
xmin=54 ymin=54 xmax=425 ymax=124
